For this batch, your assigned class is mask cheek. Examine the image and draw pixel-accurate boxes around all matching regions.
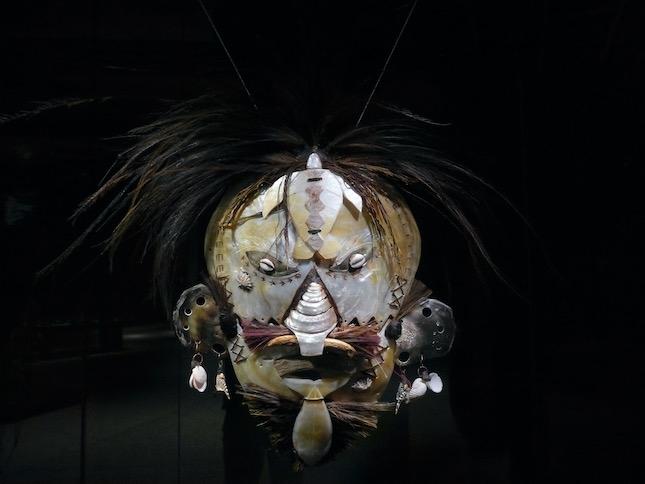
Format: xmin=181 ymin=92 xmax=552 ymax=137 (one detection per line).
xmin=326 ymin=347 xmax=396 ymax=402
xmin=227 ymin=264 xmax=305 ymax=322
xmin=317 ymin=265 xmax=391 ymax=325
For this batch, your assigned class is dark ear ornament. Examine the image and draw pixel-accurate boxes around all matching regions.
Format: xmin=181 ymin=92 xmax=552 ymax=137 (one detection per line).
xmin=394 ymin=296 xmax=456 ymax=367
xmin=173 ymin=283 xmax=231 ymax=398
xmin=389 ymin=279 xmax=455 ymax=413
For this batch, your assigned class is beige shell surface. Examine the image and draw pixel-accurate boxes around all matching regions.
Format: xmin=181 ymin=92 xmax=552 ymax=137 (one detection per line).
xmin=204 ymin=167 xmax=422 ymax=407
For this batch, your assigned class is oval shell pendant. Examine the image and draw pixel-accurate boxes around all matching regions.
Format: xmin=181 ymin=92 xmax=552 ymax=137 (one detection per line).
xmin=408 ymin=377 xmax=428 ymax=400
xmin=292 ymin=399 xmax=333 ymax=466
xmin=189 ymin=365 xmax=208 ymax=392
xmin=426 ymin=372 xmax=443 ymax=393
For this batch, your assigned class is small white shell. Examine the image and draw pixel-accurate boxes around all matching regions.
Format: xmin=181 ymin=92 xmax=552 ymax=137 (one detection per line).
xmin=408 ymin=377 xmax=428 ymax=400
xmin=349 ymin=253 xmax=366 ymax=269
xmin=426 ymin=372 xmax=443 ymax=393
xmin=306 ymin=152 xmax=322 ymax=169
xmin=259 ymin=258 xmax=275 ymax=273
xmin=351 ymin=376 xmax=373 ymax=391
xmin=236 ymin=270 xmax=253 ymax=290
xmin=189 ymin=365 xmax=207 ymax=392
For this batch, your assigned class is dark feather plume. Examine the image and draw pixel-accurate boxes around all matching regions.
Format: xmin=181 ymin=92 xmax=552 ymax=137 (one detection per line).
xmin=45 ymin=92 xmax=501 ymax=313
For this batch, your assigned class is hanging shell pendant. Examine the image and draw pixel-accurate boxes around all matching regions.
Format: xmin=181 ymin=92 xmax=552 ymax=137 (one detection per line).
xmin=395 ymin=382 xmax=410 ymax=415
xmin=215 ymin=358 xmax=230 ymax=399
xmin=189 ymin=365 xmax=208 ymax=392
xmin=292 ymin=387 xmax=333 ymax=465
xmin=425 ymin=372 xmax=443 ymax=393
xmin=189 ymin=353 xmax=207 ymax=392
xmin=408 ymin=377 xmax=428 ymax=400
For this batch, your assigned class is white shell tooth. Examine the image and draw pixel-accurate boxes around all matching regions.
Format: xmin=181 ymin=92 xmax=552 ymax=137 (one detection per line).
xmin=349 ymin=253 xmax=366 ymax=269
xmin=236 ymin=270 xmax=253 ymax=290
xmin=408 ymin=377 xmax=428 ymax=400
xmin=426 ymin=372 xmax=443 ymax=393
xmin=189 ymin=365 xmax=208 ymax=392
xmin=259 ymin=258 xmax=275 ymax=273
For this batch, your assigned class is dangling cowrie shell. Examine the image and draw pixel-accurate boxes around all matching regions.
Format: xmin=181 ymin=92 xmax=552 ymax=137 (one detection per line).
xmin=189 ymin=365 xmax=207 ymax=392
xmin=349 ymin=253 xmax=366 ymax=269
xmin=259 ymin=258 xmax=275 ymax=273
xmin=426 ymin=372 xmax=443 ymax=393
xmin=408 ymin=377 xmax=428 ymax=400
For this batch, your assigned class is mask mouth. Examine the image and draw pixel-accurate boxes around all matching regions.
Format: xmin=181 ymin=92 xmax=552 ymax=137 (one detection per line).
xmin=273 ymin=353 xmax=357 ymax=381
xmin=271 ymin=352 xmax=357 ymax=400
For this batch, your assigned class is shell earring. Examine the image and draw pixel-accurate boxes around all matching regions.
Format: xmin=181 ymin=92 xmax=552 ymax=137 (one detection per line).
xmin=394 ymin=354 xmax=443 ymax=413
xmin=418 ymin=359 xmax=443 ymax=394
xmin=212 ymin=347 xmax=230 ymax=399
xmin=189 ymin=352 xmax=207 ymax=392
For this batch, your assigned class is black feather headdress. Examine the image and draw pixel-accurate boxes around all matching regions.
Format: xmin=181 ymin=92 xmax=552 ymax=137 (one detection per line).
xmin=47 ymin=92 xmax=496 ymax=313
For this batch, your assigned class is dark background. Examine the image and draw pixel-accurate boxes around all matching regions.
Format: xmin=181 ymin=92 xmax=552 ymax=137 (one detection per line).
xmin=1 ymin=0 xmax=642 ymax=482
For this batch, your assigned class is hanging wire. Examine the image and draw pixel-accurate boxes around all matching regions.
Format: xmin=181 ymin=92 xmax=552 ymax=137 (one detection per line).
xmin=196 ymin=0 xmax=258 ymax=111
xmin=356 ymin=0 xmax=418 ymax=127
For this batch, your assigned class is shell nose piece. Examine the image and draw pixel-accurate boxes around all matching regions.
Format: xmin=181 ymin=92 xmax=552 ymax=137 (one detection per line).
xmin=283 ymin=281 xmax=338 ymax=356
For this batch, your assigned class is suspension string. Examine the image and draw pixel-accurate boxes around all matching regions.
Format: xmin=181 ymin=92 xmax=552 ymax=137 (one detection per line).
xmin=196 ymin=0 xmax=258 ymax=111
xmin=356 ymin=0 xmax=418 ymax=127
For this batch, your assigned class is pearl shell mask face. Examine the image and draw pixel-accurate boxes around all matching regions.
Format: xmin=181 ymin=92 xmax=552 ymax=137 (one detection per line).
xmin=205 ymin=164 xmax=422 ymax=406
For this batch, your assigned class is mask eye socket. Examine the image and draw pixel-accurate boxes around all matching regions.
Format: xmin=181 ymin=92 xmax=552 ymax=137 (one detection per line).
xmin=330 ymin=249 xmax=371 ymax=273
xmin=246 ymin=251 xmax=297 ymax=277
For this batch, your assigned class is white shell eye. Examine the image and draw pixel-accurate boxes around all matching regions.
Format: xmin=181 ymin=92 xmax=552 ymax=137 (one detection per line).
xmin=259 ymin=258 xmax=275 ymax=274
xmin=349 ymin=253 xmax=366 ymax=269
